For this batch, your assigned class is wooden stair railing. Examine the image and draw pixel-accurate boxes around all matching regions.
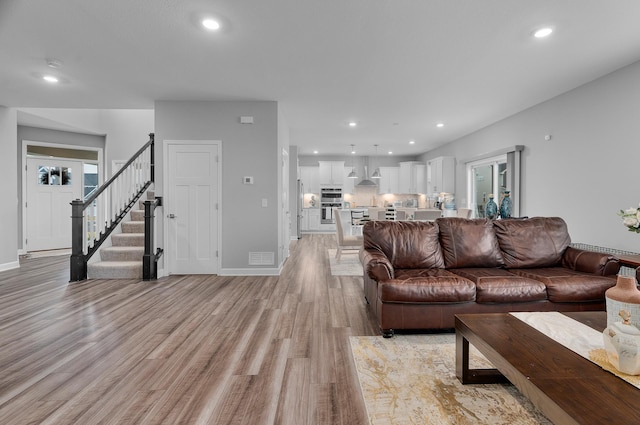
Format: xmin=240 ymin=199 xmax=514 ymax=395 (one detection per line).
xmin=70 ymin=133 xmax=162 ymax=281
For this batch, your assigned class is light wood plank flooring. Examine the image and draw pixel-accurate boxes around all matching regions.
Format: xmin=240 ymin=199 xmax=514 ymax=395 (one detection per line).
xmin=0 ymin=234 xmax=376 ymax=424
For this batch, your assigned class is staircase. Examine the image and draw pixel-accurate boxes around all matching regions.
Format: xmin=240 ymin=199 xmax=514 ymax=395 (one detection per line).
xmin=87 ymin=190 xmax=154 ymax=279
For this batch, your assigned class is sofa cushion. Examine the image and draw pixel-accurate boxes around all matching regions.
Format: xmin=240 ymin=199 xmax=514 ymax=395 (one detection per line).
xmin=363 ymin=221 xmax=445 ymax=269
xmin=436 ymin=218 xmax=504 ymax=268
xmin=509 ymin=267 xmax=617 ymax=302
xmin=493 ymin=217 xmax=571 ymax=268
xmin=450 ymin=268 xmax=547 ymax=303
xmin=379 ymin=269 xmax=475 ymax=303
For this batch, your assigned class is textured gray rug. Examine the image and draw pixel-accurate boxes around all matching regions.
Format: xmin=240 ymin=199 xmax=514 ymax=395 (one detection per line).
xmin=327 ymin=249 xmax=362 ymax=276
xmin=350 ymin=334 xmax=552 ymax=425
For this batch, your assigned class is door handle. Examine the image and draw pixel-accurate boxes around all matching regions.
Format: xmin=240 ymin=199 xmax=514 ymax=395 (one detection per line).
xmin=167 ymin=213 xmax=177 ymax=219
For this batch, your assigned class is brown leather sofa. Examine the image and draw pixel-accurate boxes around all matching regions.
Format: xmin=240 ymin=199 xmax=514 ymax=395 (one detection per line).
xmin=360 ymin=217 xmax=620 ymax=337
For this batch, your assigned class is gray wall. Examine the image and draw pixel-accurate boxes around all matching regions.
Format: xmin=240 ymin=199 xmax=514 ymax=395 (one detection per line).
xmin=155 ymin=100 xmax=280 ymax=271
xmin=0 ymin=107 xmax=19 ymax=269
xmin=419 ymin=59 xmax=640 ymax=253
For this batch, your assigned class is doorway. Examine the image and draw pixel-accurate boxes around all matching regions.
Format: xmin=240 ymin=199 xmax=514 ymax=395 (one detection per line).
xmin=164 ymin=141 xmax=220 ymax=274
xmin=22 ymin=141 xmax=102 ymax=253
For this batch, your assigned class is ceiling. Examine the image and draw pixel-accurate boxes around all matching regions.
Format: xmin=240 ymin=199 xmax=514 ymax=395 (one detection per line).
xmin=2 ymin=0 xmax=640 ymax=157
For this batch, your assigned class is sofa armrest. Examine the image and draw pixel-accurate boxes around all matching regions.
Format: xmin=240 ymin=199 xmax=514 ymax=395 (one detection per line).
xmin=360 ymin=248 xmax=394 ymax=281
xmin=562 ymin=247 xmax=620 ymax=276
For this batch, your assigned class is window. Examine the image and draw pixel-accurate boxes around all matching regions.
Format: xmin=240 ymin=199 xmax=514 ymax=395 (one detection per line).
xmin=38 ymin=165 xmax=72 ymax=186
xmin=467 ymin=156 xmax=506 ymax=218
xmin=465 ymin=146 xmax=522 ymax=218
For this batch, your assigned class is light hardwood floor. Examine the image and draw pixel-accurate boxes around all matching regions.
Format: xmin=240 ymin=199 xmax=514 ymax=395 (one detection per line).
xmin=0 ymin=234 xmax=376 ymax=424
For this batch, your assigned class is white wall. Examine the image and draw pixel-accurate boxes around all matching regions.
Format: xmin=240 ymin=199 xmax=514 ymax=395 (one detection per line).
xmin=420 ymin=60 xmax=640 ymax=252
xmin=277 ymin=104 xmax=291 ymax=264
xmin=154 ymin=100 xmax=280 ymax=271
xmin=0 ymin=107 xmax=19 ymax=270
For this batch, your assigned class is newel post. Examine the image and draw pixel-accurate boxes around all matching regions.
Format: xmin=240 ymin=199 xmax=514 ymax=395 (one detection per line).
xmin=70 ymin=198 xmax=87 ymax=281
xmin=142 ymin=199 xmax=156 ymax=280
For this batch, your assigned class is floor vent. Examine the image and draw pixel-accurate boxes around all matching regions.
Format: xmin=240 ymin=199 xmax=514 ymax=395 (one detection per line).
xmin=249 ymin=252 xmax=275 ymax=266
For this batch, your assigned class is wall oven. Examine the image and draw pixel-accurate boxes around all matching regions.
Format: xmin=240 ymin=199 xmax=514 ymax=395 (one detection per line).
xmin=320 ymin=187 xmax=343 ymax=224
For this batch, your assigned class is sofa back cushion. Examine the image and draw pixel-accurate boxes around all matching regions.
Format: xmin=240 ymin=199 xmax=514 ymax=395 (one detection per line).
xmin=493 ymin=217 xmax=571 ymax=268
xmin=363 ymin=220 xmax=445 ymax=269
xmin=436 ymin=218 xmax=504 ymax=268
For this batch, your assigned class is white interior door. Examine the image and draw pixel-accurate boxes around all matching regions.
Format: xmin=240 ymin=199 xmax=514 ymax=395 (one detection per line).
xmin=26 ymin=157 xmax=83 ymax=251
xmin=167 ymin=142 xmax=219 ymax=274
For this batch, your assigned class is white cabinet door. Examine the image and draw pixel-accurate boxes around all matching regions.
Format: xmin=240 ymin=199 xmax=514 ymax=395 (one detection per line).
xmin=399 ymin=162 xmax=412 ymax=193
xmin=415 ymin=163 xmax=426 ymax=194
xmin=399 ymin=161 xmax=426 ymax=194
xmin=308 ymin=209 xmax=321 ymax=230
xmin=427 ymin=157 xmax=455 ymax=195
xmin=301 ymin=209 xmax=309 ymax=230
xmin=378 ymin=166 xmax=399 ymax=194
xmin=318 ymin=161 xmax=345 ymax=185
xmin=300 ymin=166 xmax=320 ymax=193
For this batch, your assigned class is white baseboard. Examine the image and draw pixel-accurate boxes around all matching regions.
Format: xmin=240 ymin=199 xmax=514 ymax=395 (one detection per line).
xmin=0 ymin=260 xmax=20 ymax=272
xmin=219 ymin=266 xmax=283 ymax=276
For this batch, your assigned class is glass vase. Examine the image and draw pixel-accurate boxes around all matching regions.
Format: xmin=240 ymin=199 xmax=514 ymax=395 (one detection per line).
xmin=485 ymin=195 xmax=498 ymax=219
xmin=499 ymin=190 xmax=512 ymax=219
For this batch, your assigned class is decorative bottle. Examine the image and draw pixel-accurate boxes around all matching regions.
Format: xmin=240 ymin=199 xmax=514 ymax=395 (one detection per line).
xmin=485 ymin=195 xmax=498 ymax=219
xmin=499 ymin=191 xmax=512 ymax=219
xmin=603 ymin=275 xmax=640 ymax=374
xmin=605 ymin=275 xmax=640 ymax=328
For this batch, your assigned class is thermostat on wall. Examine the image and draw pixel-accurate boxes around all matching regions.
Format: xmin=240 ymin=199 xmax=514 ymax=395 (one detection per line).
xmin=243 ymin=176 xmax=254 ymax=184
xmin=240 ymin=116 xmax=254 ymax=124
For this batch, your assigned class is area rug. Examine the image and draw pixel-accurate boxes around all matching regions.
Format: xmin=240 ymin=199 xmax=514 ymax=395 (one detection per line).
xmin=327 ymin=248 xmax=362 ymax=276
xmin=350 ymin=334 xmax=552 ymax=425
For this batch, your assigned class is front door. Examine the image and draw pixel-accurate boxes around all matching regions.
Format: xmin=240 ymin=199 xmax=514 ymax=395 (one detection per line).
xmin=26 ymin=157 xmax=83 ymax=251
xmin=166 ymin=142 xmax=219 ymax=274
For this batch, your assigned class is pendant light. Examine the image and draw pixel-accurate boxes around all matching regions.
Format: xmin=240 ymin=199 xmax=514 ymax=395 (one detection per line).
xmin=371 ymin=144 xmax=381 ymax=179
xmin=347 ymin=144 xmax=358 ymax=178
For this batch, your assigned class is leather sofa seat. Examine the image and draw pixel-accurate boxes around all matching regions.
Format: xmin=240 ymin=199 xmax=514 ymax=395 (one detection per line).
xmin=380 ymin=269 xmax=475 ymax=303
xmin=450 ymin=267 xmax=547 ymax=303
xmin=510 ymin=267 xmax=618 ymax=302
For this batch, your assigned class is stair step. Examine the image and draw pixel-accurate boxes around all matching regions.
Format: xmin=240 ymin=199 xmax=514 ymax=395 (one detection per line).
xmin=112 ymin=233 xmax=144 ymax=247
xmin=131 ymin=210 xmax=144 ymax=221
xmin=100 ymin=246 xmax=144 ymax=261
xmin=122 ymin=221 xmax=144 ymax=233
xmin=88 ymin=261 xmax=142 ymax=279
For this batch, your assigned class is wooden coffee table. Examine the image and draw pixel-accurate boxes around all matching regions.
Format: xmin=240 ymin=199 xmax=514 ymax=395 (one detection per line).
xmin=455 ymin=312 xmax=640 ymax=424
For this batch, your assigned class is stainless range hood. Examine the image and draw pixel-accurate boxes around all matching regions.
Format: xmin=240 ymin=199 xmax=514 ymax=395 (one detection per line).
xmin=356 ymin=165 xmax=378 ymax=187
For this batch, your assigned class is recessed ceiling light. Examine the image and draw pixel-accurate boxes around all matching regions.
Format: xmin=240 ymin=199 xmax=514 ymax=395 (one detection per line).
xmin=534 ymin=27 xmax=553 ymax=38
xmin=348 ymin=122 xmax=357 ymax=127
xmin=202 ymin=18 xmax=221 ymax=31
xmin=436 ymin=122 xmax=444 ymax=128
xmin=409 ymin=140 xmax=415 ymax=145
xmin=43 ymin=75 xmax=59 ymax=83
xmin=313 ymin=150 xmax=318 ymax=154
xmin=387 ymin=151 xmax=393 ymax=155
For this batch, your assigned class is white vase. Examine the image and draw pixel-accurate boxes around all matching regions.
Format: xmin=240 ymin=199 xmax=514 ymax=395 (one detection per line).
xmin=603 ymin=275 xmax=640 ymax=374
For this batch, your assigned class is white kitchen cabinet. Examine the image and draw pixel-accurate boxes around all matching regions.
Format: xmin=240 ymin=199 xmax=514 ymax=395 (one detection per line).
xmin=399 ymin=161 xmax=426 ymax=194
xmin=426 ymin=156 xmax=455 ymax=195
xmin=302 ymin=208 xmax=321 ymax=231
xmin=300 ymin=166 xmax=320 ymax=193
xmin=377 ymin=166 xmax=399 ymax=194
xmin=343 ymin=166 xmax=355 ymax=194
xmin=318 ymin=161 xmax=345 ymax=186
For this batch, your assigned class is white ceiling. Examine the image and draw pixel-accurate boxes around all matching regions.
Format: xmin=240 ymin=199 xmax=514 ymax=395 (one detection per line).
xmin=2 ymin=0 xmax=640 ymax=156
